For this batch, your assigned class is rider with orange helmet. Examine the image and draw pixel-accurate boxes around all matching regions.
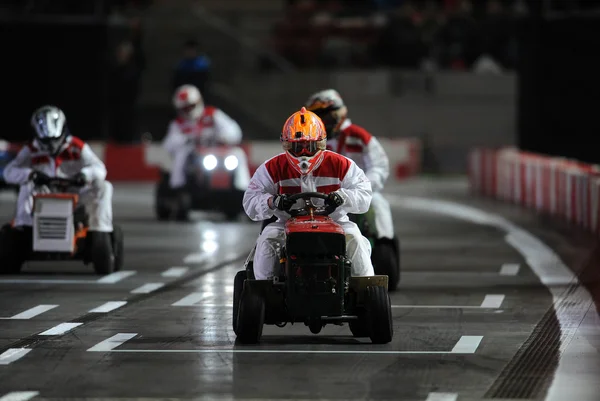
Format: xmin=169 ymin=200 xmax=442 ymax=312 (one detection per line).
xmin=243 ymin=107 xmax=375 ymax=280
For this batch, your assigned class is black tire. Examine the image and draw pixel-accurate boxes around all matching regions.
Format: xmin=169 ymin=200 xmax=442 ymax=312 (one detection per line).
xmin=111 ymin=225 xmax=124 ymax=272
xmin=155 ymin=172 xmax=174 ymax=221
xmin=372 ymin=241 xmax=399 ymax=292
xmin=232 ymin=270 xmax=246 ymax=335
xmin=0 ymin=224 xmax=26 ymax=274
xmin=349 ymin=316 xmax=370 ymax=337
xmin=236 ymin=286 xmax=265 ymax=344
xmin=366 ymin=285 xmax=393 ymax=344
xmin=90 ymin=232 xmax=115 ymax=275
xmin=174 ymin=191 xmax=191 ymax=222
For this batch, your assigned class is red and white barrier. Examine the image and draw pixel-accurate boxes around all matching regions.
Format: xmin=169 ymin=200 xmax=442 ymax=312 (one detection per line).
xmin=468 ymin=147 xmax=600 ymax=235
xmin=87 ymin=138 xmax=421 ymax=182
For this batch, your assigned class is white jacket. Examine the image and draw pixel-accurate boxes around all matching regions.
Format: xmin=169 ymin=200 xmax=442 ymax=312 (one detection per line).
xmin=243 ymin=150 xmax=372 ymax=223
xmin=327 ymin=119 xmax=389 ymax=192
xmin=3 ymin=136 xmax=107 ymax=185
xmin=163 ymin=106 xmax=242 ymax=155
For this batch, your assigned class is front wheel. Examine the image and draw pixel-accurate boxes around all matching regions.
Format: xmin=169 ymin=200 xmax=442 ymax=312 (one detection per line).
xmin=366 ymin=285 xmax=393 ymax=344
xmin=111 ymin=225 xmax=125 ymax=272
xmin=0 ymin=224 xmax=26 ymax=274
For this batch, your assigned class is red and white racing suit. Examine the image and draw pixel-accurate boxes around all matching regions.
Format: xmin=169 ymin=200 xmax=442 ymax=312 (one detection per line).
xmin=327 ymin=119 xmax=394 ymax=239
xmin=162 ymin=106 xmax=250 ymax=190
xmin=243 ymin=150 xmax=375 ymax=279
xmin=3 ymin=136 xmax=113 ymax=232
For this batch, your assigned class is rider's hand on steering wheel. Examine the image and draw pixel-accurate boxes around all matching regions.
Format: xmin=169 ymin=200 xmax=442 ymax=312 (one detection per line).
xmin=272 ymin=194 xmax=294 ymax=211
xmin=29 ymin=171 xmax=50 ymax=186
xmin=72 ymin=172 xmax=87 ymax=187
xmin=325 ymin=191 xmax=345 ymax=210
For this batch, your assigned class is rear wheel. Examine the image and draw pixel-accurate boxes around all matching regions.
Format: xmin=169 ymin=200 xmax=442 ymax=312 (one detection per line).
xmin=0 ymin=224 xmax=26 ymax=274
xmin=232 ymin=270 xmax=246 ymax=335
xmin=89 ymin=231 xmax=115 ymax=275
xmin=372 ymin=241 xmax=399 ymax=292
xmin=236 ymin=286 xmax=265 ymax=344
xmin=111 ymin=225 xmax=125 ymax=272
xmin=366 ymin=285 xmax=393 ymax=344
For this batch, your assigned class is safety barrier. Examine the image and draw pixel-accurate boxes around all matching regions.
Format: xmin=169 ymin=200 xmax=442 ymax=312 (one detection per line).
xmin=468 ymin=147 xmax=600 ymax=233
xmin=87 ymin=139 xmax=422 ymax=182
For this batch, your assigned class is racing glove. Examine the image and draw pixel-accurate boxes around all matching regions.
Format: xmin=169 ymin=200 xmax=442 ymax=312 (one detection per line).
xmin=72 ymin=172 xmax=87 ymax=187
xmin=29 ymin=171 xmax=50 ymax=186
xmin=271 ymin=194 xmax=294 ymax=211
xmin=325 ymin=190 xmax=345 ymax=210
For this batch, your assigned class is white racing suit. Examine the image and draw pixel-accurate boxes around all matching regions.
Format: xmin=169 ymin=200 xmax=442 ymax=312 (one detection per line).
xmin=3 ymin=136 xmax=113 ymax=232
xmin=243 ymin=150 xmax=375 ymax=280
xmin=327 ymin=119 xmax=394 ymax=239
xmin=162 ymin=106 xmax=251 ymax=191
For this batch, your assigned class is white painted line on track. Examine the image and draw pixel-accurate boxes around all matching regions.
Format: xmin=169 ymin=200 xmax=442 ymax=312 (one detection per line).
xmin=0 ymin=279 xmax=96 ymax=284
xmin=161 ymin=266 xmax=189 ymax=277
xmin=480 ymin=294 xmax=505 ymax=308
xmin=88 ymin=301 xmax=127 ymax=313
xmin=426 ymin=393 xmax=458 ymax=401
xmin=500 ymin=263 xmax=520 ymax=275
xmin=38 ymin=322 xmax=82 ymax=336
xmin=172 ymin=292 xmax=208 ymax=306
xmin=0 ymin=349 xmax=32 ymax=365
xmin=130 ymin=283 xmax=164 ymax=294
xmin=87 ymin=333 xmax=138 ymax=352
xmin=193 ymin=304 xmax=500 ymax=310
xmin=0 ymin=392 xmax=39 ymax=401
xmin=97 ymin=271 xmax=136 ymax=284
xmin=183 ymin=252 xmax=209 ymax=264
xmin=110 ymin=347 xmax=479 ymax=354
xmin=450 ymin=336 xmax=483 ymax=353
xmin=1 ymin=305 xmax=57 ymax=319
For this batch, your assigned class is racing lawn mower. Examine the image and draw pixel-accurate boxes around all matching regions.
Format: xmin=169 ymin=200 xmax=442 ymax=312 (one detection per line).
xmin=0 ymin=177 xmax=124 ymax=275
xmin=155 ymin=145 xmax=246 ymax=221
xmin=349 ymin=208 xmax=401 ymax=291
xmin=233 ymin=192 xmax=393 ymax=345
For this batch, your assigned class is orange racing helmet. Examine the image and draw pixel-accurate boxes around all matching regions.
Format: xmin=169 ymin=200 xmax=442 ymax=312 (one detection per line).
xmin=281 ymin=107 xmax=327 ymax=174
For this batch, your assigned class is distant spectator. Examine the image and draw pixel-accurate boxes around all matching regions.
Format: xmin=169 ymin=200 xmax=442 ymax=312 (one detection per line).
xmin=172 ymin=39 xmax=211 ymax=102
xmin=432 ymin=0 xmax=479 ymax=70
xmin=478 ymin=0 xmax=515 ymax=69
xmin=107 ymin=39 xmax=145 ymax=143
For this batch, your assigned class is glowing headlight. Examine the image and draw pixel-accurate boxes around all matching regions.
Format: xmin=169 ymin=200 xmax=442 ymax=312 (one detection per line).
xmin=202 ymin=154 xmax=217 ymax=170
xmin=224 ymin=155 xmax=239 ymax=171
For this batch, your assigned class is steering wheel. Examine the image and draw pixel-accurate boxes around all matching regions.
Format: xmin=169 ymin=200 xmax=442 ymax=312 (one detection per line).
xmin=286 ymin=192 xmax=336 ymax=217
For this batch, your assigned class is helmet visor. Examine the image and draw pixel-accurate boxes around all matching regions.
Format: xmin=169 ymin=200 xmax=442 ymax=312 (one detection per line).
xmin=288 ymin=140 xmax=319 ymax=157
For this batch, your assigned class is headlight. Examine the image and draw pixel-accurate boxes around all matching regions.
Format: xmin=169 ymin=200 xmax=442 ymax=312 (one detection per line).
xmin=202 ymin=154 xmax=217 ymax=170
xmin=224 ymin=155 xmax=239 ymax=171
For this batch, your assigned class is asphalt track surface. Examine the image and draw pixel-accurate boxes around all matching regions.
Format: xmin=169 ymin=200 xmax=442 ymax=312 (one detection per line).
xmin=0 ymin=178 xmax=599 ymax=401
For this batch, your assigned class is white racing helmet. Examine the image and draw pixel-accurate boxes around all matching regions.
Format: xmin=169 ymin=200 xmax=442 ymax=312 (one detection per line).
xmin=30 ymin=105 xmax=68 ymax=155
xmin=173 ymin=84 xmax=204 ymax=120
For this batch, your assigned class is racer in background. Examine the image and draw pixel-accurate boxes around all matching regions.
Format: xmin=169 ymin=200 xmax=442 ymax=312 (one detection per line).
xmin=162 ymin=84 xmax=250 ymax=192
xmin=3 ymin=105 xmax=113 ymax=236
xmin=243 ymin=107 xmax=375 ymax=280
xmin=305 ymin=89 xmax=395 ymax=241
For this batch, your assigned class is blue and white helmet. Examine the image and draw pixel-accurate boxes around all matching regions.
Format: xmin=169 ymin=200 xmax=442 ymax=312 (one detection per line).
xmin=30 ymin=105 xmax=68 ymax=155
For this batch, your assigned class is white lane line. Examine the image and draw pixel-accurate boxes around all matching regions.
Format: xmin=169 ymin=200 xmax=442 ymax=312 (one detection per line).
xmin=161 ymin=267 xmax=189 ymax=277
xmin=426 ymin=393 xmax=458 ymax=401
xmin=172 ymin=292 xmax=207 ymax=306
xmin=0 ymin=279 xmax=96 ymax=284
xmin=183 ymin=252 xmax=208 ymax=264
xmin=0 ymin=349 xmax=32 ymax=365
xmin=0 ymin=392 xmax=39 ymax=401
xmin=480 ymin=294 xmax=505 ymax=308
xmin=500 ymin=263 xmax=521 ymax=275
xmin=87 ymin=333 xmax=138 ymax=352
xmin=38 ymin=322 xmax=82 ymax=336
xmin=1 ymin=305 xmax=58 ymax=319
xmin=88 ymin=301 xmax=127 ymax=313
xmin=96 ymin=271 xmax=136 ymax=284
xmin=130 ymin=283 xmax=164 ymax=294
xmin=112 ymin=349 xmax=473 ymax=354
xmin=450 ymin=335 xmax=483 ymax=353
xmin=194 ymin=304 xmax=498 ymax=309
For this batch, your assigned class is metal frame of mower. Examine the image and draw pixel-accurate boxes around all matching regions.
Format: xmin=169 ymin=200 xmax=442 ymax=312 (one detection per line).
xmin=232 ymin=192 xmax=394 ymax=345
